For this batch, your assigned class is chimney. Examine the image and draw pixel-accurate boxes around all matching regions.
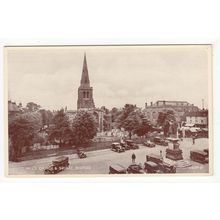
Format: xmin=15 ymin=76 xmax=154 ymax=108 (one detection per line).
xmin=145 ymin=102 xmax=147 ymax=108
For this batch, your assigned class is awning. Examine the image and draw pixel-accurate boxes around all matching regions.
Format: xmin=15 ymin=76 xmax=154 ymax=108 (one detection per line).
xmin=184 ymin=123 xmax=195 ymax=127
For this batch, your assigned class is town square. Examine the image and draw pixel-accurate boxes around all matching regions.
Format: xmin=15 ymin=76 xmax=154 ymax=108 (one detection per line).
xmin=6 ymin=45 xmax=211 ymax=175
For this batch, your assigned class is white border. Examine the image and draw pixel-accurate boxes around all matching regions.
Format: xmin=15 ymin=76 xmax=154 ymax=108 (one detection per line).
xmin=1 ymin=39 xmax=219 ymax=183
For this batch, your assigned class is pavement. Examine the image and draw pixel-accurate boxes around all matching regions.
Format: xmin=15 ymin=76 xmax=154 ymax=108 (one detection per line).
xmin=8 ymin=138 xmax=209 ymax=175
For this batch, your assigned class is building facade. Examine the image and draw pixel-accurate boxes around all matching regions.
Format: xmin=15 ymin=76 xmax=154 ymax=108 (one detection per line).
xmin=143 ymin=100 xmax=199 ymax=125
xmin=183 ymin=110 xmax=208 ymax=127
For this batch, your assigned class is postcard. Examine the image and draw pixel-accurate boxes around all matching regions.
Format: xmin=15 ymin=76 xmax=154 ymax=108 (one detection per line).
xmin=4 ymin=45 xmax=212 ymax=176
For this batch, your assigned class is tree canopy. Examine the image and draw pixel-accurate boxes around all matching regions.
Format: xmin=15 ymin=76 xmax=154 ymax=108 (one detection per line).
xmin=48 ymin=109 xmax=72 ymax=147
xmin=9 ymin=116 xmax=37 ymax=160
xmin=157 ymin=110 xmax=178 ymax=137
xmin=72 ymin=111 xmax=97 ymax=147
xmin=26 ymin=102 xmax=41 ymax=112
xmin=115 ymin=104 xmax=151 ymax=138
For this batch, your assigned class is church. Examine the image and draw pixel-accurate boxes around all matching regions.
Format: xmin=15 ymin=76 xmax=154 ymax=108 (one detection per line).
xmin=66 ymin=53 xmax=110 ymax=133
xmin=77 ymin=54 xmax=95 ymax=110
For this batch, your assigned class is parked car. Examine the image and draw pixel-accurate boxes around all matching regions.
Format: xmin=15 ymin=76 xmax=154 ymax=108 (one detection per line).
xmin=144 ymin=161 xmax=161 ymax=173
xmin=125 ymin=140 xmax=139 ymax=149
xmin=111 ymin=142 xmax=125 ymax=153
xmin=77 ymin=148 xmax=87 ymax=158
xmin=145 ymin=154 xmax=176 ymax=173
xmin=203 ymin=148 xmax=209 ymax=157
xmin=158 ymin=162 xmax=176 ymax=173
xmin=190 ymin=150 xmax=208 ymax=164
xmin=153 ymin=137 xmax=169 ymax=146
xmin=146 ymin=153 xmax=163 ymax=164
xmin=109 ymin=164 xmax=127 ymax=174
xmin=127 ymin=164 xmax=145 ymax=174
xmin=143 ymin=140 xmax=156 ymax=148
xmin=120 ymin=141 xmax=130 ymax=150
xmin=44 ymin=156 xmax=69 ymax=174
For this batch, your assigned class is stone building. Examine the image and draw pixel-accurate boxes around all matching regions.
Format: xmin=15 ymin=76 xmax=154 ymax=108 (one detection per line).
xmin=8 ymin=100 xmax=21 ymax=117
xmin=143 ymin=100 xmax=199 ymax=125
xmin=66 ymin=53 xmax=106 ymax=132
xmin=183 ymin=109 xmax=208 ymax=128
xmin=77 ymin=53 xmax=95 ymax=110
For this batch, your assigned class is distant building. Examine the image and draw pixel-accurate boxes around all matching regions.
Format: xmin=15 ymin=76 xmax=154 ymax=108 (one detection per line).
xmin=143 ymin=100 xmax=199 ymax=125
xmin=8 ymin=100 xmax=20 ymax=116
xmin=65 ymin=109 xmax=78 ymax=124
xmin=183 ymin=110 xmax=208 ymax=128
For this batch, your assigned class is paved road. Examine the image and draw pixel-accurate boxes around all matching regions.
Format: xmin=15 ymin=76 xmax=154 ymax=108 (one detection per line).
xmin=9 ymin=138 xmax=209 ymax=175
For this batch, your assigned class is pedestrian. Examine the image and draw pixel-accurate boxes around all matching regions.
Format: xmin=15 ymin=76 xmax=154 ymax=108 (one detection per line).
xmin=192 ymin=135 xmax=195 ymax=145
xmin=132 ymin=153 xmax=136 ymax=164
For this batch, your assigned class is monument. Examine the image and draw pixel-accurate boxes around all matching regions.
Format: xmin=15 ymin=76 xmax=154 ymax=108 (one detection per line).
xmin=165 ymin=138 xmax=183 ymax=161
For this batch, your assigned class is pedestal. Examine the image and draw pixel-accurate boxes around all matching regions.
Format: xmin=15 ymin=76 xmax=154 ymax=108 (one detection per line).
xmin=166 ymin=148 xmax=183 ymax=160
xmin=165 ymin=140 xmax=183 ymax=160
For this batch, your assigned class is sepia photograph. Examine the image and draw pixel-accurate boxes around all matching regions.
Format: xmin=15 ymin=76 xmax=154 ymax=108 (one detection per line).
xmin=5 ymin=45 xmax=212 ymax=176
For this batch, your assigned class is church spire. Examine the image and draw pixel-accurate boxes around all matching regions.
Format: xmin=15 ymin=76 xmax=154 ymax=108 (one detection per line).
xmin=77 ymin=53 xmax=95 ymax=110
xmin=80 ymin=53 xmax=90 ymax=86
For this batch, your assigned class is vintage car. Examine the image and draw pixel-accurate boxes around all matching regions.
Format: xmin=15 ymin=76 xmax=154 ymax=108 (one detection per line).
xmin=190 ymin=150 xmax=209 ymax=164
xmin=44 ymin=156 xmax=69 ymax=174
xmin=153 ymin=137 xmax=169 ymax=146
xmin=125 ymin=140 xmax=139 ymax=150
xmin=145 ymin=154 xmax=176 ymax=173
xmin=111 ymin=142 xmax=125 ymax=153
xmin=158 ymin=162 xmax=176 ymax=173
xmin=203 ymin=148 xmax=209 ymax=157
xmin=77 ymin=148 xmax=87 ymax=158
xmin=144 ymin=161 xmax=161 ymax=173
xmin=109 ymin=164 xmax=127 ymax=174
xmin=120 ymin=141 xmax=130 ymax=150
xmin=127 ymin=164 xmax=145 ymax=174
xmin=146 ymin=153 xmax=163 ymax=164
xmin=143 ymin=140 xmax=156 ymax=148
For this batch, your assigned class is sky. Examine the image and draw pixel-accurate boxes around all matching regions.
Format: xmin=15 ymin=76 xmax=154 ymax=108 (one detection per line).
xmin=6 ymin=45 xmax=211 ymax=111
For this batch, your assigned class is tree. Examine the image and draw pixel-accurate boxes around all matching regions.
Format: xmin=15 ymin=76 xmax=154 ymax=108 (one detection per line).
xmin=48 ymin=109 xmax=72 ymax=147
xmin=110 ymin=107 xmax=122 ymax=128
xmin=21 ymin=111 xmax=42 ymax=130
xmin=9 ymin=116 xmax=36 ymax=160
xmin=134 ymin=118 xmax=152 ymax=137
xmin=72 ymin=111 xmax=97 ymax=147
xmin=157 ymin=110 xmax=177 ymax=137
xmin=157 ymin=112 xmax=167 ymax=126
xmin=26 ymin=102 xmax=41 ymax=112
xmin=122 ymin=111 xmax=141 ymax=139
xmin=116 ymin=104 xmax=136 ymax=129
xmin=39 ymin=109 xmax=53 ymax=127
xmin=101 ymin=106 xmax=112 ymax=131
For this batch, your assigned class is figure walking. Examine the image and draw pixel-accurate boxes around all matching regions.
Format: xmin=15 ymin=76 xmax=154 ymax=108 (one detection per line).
xmin=132 ymin=153 xmax=136 ymax=164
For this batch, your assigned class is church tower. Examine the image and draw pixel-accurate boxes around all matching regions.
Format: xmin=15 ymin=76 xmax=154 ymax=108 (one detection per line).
xmin=77 ymin=53 xmax=95 ymax=110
